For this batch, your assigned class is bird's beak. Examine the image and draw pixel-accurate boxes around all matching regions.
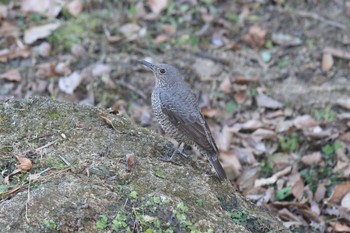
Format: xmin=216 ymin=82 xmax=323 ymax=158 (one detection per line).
xmin=140 ymin=60 xmax=157 ymax=72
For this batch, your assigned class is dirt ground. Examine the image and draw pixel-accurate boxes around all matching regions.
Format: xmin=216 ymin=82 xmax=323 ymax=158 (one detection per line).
xmin=0 ymin=0 xmax=350 ymax=232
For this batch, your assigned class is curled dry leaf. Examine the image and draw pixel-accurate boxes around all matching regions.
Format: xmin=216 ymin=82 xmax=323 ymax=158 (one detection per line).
xmin=341 ymin=192 xmax=350 ymax=210
xmin=219 ymin=76 xmax=231 ymax=94
xmin=36 ymin=42 xmax=51 ymax=57
xmin=148 ymin=0 xmax=168 ymax=15
xmin=328 ymin=181 xmax=350 ymax=204
xmin=126 ymin=153 xmax=136 ymax=173
xmin=119 ymin=23 xmax=141 ymax=41
xmin=256 ymin=93 xmax=283 ymax=109
xmin=58 ymin=71 xmax=83 ymax=94
xmin=301 ymin=152 xmax=322 ymax=165
xmin=0 ymin=69 xmax=22 ymax=82
xmin=15 ymin=155 xmax=32 ymax=171
xmin=24 ymin=22 xmax=61 ymax=44
xmin=271 ymin=33 xmax=302 ymax=46
xmin=254 ymin=166 xmax=292 ymax=187
xmin=241 ymin=26 xmax=267 ymax=48
xmin=66 ymin=0 xmax=83 ymax=17
xmin=293 ymin=115 xmax=318 ymax=129
xmin=322 ymin=53 xmax=334 ymax=72
xmin=252 ymin=128 xmax=277 ymax=139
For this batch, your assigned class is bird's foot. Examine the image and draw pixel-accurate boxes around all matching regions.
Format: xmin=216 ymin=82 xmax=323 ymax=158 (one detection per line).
xmin=157 ymin=147 xmax=192 ymax=166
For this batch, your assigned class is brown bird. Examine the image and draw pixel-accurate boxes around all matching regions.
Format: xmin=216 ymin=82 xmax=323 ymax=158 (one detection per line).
xmin=141 ymin=60 xmax=227 ymax=180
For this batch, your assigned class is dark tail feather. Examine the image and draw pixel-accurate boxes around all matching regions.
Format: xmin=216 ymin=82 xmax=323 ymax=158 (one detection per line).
xmin=208 ymin=156 xmax=227 ymax=181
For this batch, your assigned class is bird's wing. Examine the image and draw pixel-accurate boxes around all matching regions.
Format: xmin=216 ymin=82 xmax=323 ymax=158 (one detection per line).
xmin=159 ymin=86 xmax=219 ymax=154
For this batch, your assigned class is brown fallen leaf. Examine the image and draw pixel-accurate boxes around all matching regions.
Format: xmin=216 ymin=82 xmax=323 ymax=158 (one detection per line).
xmin=256 ymin=93 xmax=283 ymax=109
xmin=219 ymin=76 xmax=231 ymax=94
xmin=234 ymin=90 xmax=247 ymax=104
xmin=329 ymin=222 xmax=350 ymax=232
xmin=217 ymin=125 xmax=233 ymax=151
xmin=233 ymin=75 xmax=259 ymax=84
xmin=252 ymin=128 xmax=277 ymax=139
xmin=220 ymin=151 xmax=241 ymax=180
xmin=241 ymin=26 xmax=266 ymax=48
xmin=15 ymin=155 xmax=32 ymax=171
xmin=0 ymin=69 xmax=22 ymax=82
xmin=255 ymin=166 xmax=292 ymax=187
xmin=0 ymin=21 xmax=21 ymax=37
xmin=0 ymin=47 xmax=31 ymax=62
xmin=148 ymin=0 xmax=168 ymax=15
xmin=24 ymin=22 xmax=61 ymax=44
xmin=322 ymin=52 xmax=334 ymax=72
xmin=336 ymin=98 xmax=350 ymax=110
xmin=58 ymin=71 xmax=83 ymax=94
xmin=328 ymin=181 xmax=350 ymax=204
xmin=126 ymin=153 xmax=136 ymax=173
xmin=201 ymin=107 xmax=222 ymax=118
xmin=66 ymin=0 xmax=83 ymax=17
xmin=301 ymin=152 xmax=322 ymax=165
xmin=21 ymin=0 xmax=62 ymax=17
xmin=293 ymin=115 xmax=318 ymax=129
xmin=292 ymin=180 xmax=304 ymax=200
xmin=35 ymin=62 xmax=56 ymax=78
xmin=341 ymin=192 xmax=350 ymax=210
xmin=314 ymin=184 xmax=326 ymax=202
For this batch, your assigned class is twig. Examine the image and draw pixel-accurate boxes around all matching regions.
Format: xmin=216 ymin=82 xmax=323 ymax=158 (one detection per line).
xmin=34 ymin=138 xmax=60 ymax=152
xmin=275 ymin=7 xmax=346 ymax=30
xmin=58 ymin=155 xmax=71 ymax=166
xmin=115 ymin=80 xmax=147 ymax=100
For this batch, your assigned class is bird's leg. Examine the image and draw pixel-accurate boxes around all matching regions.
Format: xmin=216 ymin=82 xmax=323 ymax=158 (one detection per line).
xmin=160 ymin=142 xmax=191 ymax=164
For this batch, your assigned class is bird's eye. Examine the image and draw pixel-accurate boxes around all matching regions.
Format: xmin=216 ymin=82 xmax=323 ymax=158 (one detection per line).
xmin=159 ymin=69 xmax=166 ymax=74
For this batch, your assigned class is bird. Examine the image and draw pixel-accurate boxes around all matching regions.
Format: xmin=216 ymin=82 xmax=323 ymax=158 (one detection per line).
xmin=140 ymin=60 xmax=227 ymax=180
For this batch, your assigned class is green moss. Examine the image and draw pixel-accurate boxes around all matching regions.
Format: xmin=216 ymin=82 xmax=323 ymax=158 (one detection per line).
xmin=49 ymin=13 xmax=101 ymax=51
xmin=43 ymin=219 xmax=57 ymax=230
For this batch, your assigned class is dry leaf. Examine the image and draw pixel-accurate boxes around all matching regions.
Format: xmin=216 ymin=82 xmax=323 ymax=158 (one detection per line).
xmin=328 ymin=181 xmax=350 ymax=204
xmin=240 ymin=120 xmax=263 ymax=130
xmin=234 ymin=90 xmax=247 ymax=104
xmin=301 ymin=152 xmax=322 ymax=165
xmin=201 ymin=107 xmax=221 ymax=118
xmin=35 ymin=62 xmax=56 ymax=78
xmin=217 ymin=125 xmax=233 ymax=151
xmin=293 ymin=115 xmax=318 ymax=129
xmin=36 ymin=42 xmax=51 ymax=57
xmin=55 ymin=63 xmax=71 ymax=76
xmin=337 ymin=98 xmax=350 ymax=110
xmin=341 ymin=192 xmax=350 ymax=210
xmin=252 ymin=128 xmax=277 ymax=139
xmin=241 ymin=26 xmax=266 ymax=48
xmin=233 ymin=75 xmax=259 ymax=84
xmin=220 ymin=151 xmax=241 ymax=180
xmin=58 ymin=71 xmax=83 ymax=94
xmin=24 ymin=22 xmax=61 ymax=44
xmin=21 ymin=0 xmax=62 ymax=17
xmin=0 ymin=47 xmax=31 ymax=62
xmin=148 ymin=0 xmax=168 ymax=15
xmin=322 ymin=53 xmax=334 ymax=72
xmin=154 ymin=34 xmax=170 ymax=43
xmin=66 ymin=0 xmax=83 ymax=17
xmin=15 ymin=155 xmax=32 ymax=171
xmin=256 ymin=93 xmax=283 ymax=109
xmin=314 ymin=184 xmax=327 ymax=202
xmin=0 ymin=69 xmax=22 ymax=82
xmin=119 ymin=23 xmax=141 ymax=41
xmin=255 ymin=166 xmax=291 ymax=187
xmin=329 ymin=222 xmax=350 ymax=232
xmin=219 ymin=76 xmax=231 ymax=93
xmin=0 ymin=21 xmax=21 ymax=37
xmin=126 ymin=153 xmax=136 ymax=173
xmin=92 ymin=64 xmax=111 ymax=77
xmin=292 ymin=180 xmax=304 ymax=200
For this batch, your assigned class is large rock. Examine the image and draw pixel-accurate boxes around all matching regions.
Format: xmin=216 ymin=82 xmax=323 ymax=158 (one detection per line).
xmin=0 ymin=97 xmax=289 ymax=233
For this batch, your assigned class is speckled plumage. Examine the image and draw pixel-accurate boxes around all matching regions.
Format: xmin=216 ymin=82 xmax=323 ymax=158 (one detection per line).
xmin=141 ymin=61 xmax=227 ymax=180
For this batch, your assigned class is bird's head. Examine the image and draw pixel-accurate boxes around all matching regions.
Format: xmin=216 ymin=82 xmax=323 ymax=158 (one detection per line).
xmin=140 ymin=60 xmax=184 ymax=86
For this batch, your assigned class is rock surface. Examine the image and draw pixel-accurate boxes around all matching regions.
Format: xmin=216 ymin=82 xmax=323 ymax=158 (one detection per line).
xmin=0 ymin=97 xmax=289 ymax=233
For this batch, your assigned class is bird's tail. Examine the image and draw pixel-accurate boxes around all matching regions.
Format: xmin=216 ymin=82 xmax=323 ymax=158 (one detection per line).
xmin=208 ymin=156 xmax=227 ymax=181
